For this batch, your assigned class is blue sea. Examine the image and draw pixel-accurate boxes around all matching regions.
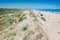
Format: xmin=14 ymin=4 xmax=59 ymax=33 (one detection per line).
xmin=36 ymin=9 xmax=60 ymax=13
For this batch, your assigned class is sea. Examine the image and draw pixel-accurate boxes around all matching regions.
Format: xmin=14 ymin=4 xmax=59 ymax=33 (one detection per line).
xmin=36 ymin=9 xmax=60 ymax=14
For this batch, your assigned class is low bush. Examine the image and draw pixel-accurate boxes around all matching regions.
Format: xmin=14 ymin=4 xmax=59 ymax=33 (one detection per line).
xmin=41 ymin=17 xmax=46 ymax=22
xmin=22 ymin=24 xmax=28 ymax=31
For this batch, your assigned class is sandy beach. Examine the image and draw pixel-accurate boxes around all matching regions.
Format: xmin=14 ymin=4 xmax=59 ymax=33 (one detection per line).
xmin=14 ymin=10 xmax=60 ymax=40
xmin=0 ymin=9 xmax=60 ymax=40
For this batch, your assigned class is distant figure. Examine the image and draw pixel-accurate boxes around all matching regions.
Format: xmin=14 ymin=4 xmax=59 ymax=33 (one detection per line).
xmin=40 ymin=14 xmax=43 ymax=16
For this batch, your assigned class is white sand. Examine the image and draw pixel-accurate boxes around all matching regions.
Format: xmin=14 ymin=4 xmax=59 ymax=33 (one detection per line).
xmin=14 ymin=10 xmax=60 ymax=40
xmin=34 ymin=10 xmax=60 ymax=40
xmin=0 ymin=10 xmax=60 ymax=40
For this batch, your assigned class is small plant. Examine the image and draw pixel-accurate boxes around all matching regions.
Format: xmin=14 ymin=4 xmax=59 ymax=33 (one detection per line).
xmin=41 ymin=17 xmax=46 ymax=22
xmin=8 ymin=32 xmax=16 ymax=37
xmin=10 ymin=27 xmax=14 ymax=30
xmin=12 ymin=32 xmax=16 ymax=36
xmin=0 ymin=16 xmax=2 ymax=18
xmin=0 ymin=27 xmax=2 ymax=31
xmin=57 ymin=32 xmax=60 ymax=34
xmin=22 ymin=24 xmax=28 ymax=31
xmin=18 ymin=15 xmax=24 ymax=22
xmin=7 ymin=18 xmax=14 ymax=24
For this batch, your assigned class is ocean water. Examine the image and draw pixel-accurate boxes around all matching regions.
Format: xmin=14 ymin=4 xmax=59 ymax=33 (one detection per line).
xmin=36 ymin=9 xmax=60 ymax=13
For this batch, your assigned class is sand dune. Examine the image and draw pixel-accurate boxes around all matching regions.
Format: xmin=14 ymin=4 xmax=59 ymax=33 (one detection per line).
xmin=0 ymin=9 xmax=60 ymax=40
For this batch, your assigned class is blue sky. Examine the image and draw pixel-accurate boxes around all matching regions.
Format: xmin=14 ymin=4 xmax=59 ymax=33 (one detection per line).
xmin=0 ymin=0 xmax=60 ymax=9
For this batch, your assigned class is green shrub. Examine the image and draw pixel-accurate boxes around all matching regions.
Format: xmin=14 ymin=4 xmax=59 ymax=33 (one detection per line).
xmin=10 ymin=27 xmax=15 ymax=30
xmin=22 ymin=25 xmax=28 ymax=31
xmin=57 ymin=32 xmax=60 ymax=34
xmin=8 ymin=18 xmax=14 ymax=24
xmin=41 ymin=17 xmax=46 ymax=21
xmin=19 ymin=15 xmax=24 ymax=22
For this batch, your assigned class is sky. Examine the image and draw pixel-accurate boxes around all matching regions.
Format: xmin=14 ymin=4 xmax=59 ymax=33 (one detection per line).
xmin=0 ymin=0 xmax=60 ymax=9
